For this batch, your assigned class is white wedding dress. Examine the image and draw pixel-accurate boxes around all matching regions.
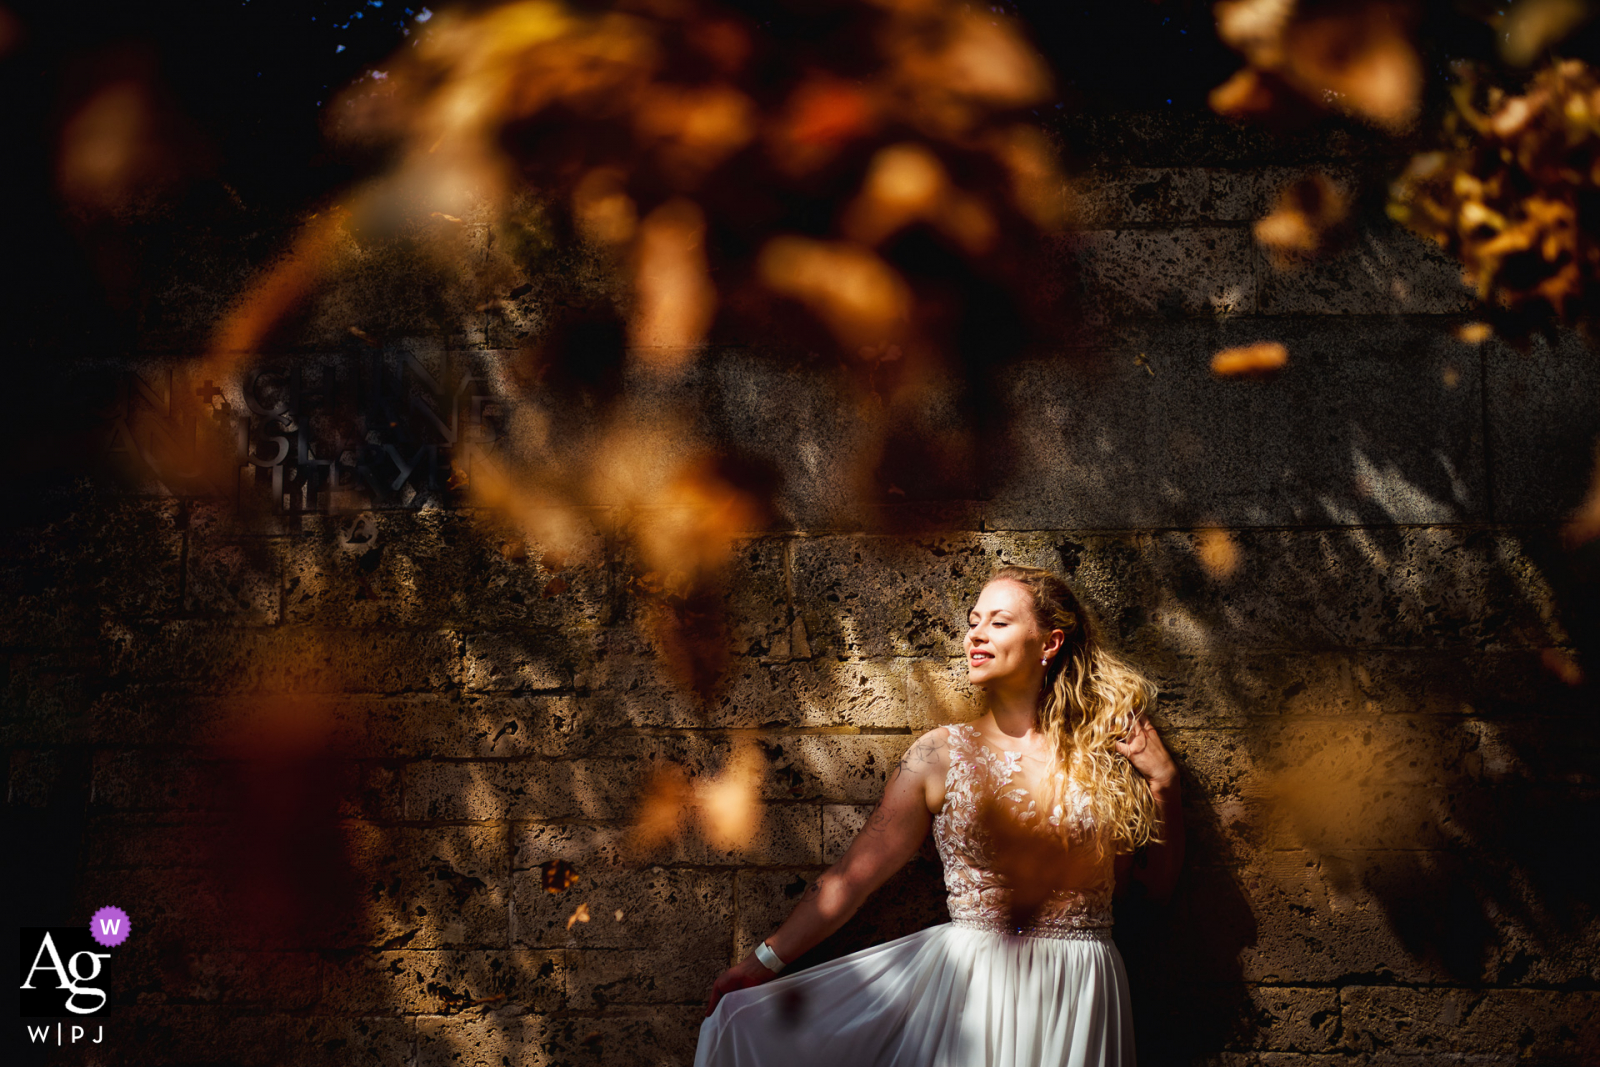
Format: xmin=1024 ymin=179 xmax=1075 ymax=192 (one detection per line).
xmin=695 ymin=722 xmax=1136 ymax=1066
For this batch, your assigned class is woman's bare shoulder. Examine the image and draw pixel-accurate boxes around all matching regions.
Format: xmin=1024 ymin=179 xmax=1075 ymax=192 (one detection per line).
xmin=901 ymin=725 xmax=953 ymax=768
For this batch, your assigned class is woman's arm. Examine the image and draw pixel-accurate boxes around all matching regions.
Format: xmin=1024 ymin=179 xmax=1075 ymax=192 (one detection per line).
xmin=703 ymin=729 xmax=945 ymax=1016
xmin=1115 ymin=715 xmax=1184 ymax=901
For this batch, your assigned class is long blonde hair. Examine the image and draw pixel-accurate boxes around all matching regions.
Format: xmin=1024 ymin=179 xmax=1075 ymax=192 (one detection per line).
xmin=989 ymin=565 xmax=1161 ymax=854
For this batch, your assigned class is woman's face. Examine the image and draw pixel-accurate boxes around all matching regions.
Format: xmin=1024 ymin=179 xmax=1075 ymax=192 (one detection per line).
xmin=965 ymin=579 xmax=1048 ymax=688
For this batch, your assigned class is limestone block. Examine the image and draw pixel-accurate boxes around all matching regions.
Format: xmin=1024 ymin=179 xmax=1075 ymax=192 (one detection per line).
xmin=109 ymin=1007 xmax=288 ymax=1066
xmin=105 ymin=622 xmax=464 ymax=693
xmin=567 ymin=945 xmax=726 ymax=1008
xmin=583 ymin=793 xmax=820 ymax=867
xmin=513 ymin=821 xmax=632 ymax=873
xmin=755 ymin=733 xmax=914 ymax=803
xmin=723 ymin=659 xmax=915 ymax=735
xmin=511 ymin=862 xmax=732 ymax=953
xmin=696 ymin=352 xmax=875 ymax=532
xmin=89 ymin=748 xmax=221 ymax=811
xmin=416 ymin=1009 xmax=546 ymax=1067
xmin=590 ymin=657 xmax=911 ymax=730
xmin=291 ymin=1016 xmax=416 ymax=1067
xmin=1258 ymin=220 xmax=1474 ymax=315
xmin=161 ymin=951 xmax=323 ymax=1010
xmin=986 ymin=319 xmax=1488 ymax=529
xmin=1191 ymin=850 xmax=1520 ymax=986
xmin=1201 ymin=984 xmax=1342 ymax=1052
xmin=367 ymin=694 xmax=595 ymax=758
xmin=278 ymin=510 xmax=608 ymax=631
xmin=1136 ymin=528 xmax=1556 ymax=654
xmin=403 ymin=759 xmax=633 ymax=821
xmin=0 ymin=653 xmax=103 ymax=745
xmin=1070 ymin=168 xmax=1259 ymax=228
xmin=535 ymin=1005 xmax=704 ymax=1067
xmin=71 ymin=866 xmax=242 ymax=949
xmin=789 ymin=532 xmax=1062 ymax=660
xmin=343 ymin=823 xmax=512 ymax=950
xmin=1485 ymin=329 xmax=1600 ymax=524
xmin=655 ymin=803 xmax=821 ymax=867
xmin=462 ymin=633 xmax=572 ymax=692
xmin=5 ymin=746 xmax=84 ymax=807
xmin=1153 ymin=653 xmax=1359 ymax=727
xmin=1349 ymin=650 xmax=1594 ymax=721
xmin=1064 ymin=227 xmax=1256 ymax=323
xmin=321 ymin=949 xmax=565 ymax=1014
xmin=183 ymin=532 xmax=282 ymax=624
xmin=1341 ymin=987 xmax=1600 ymax=1061
xmin=0 ymin=498 xmax=182 ymax=645
xmin=79 ymin=813 xmax=231 ymax=870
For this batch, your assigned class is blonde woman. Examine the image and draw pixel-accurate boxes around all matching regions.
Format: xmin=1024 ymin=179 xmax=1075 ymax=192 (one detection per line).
xmin=695 ymin=565 xmax=1183 ymax=1066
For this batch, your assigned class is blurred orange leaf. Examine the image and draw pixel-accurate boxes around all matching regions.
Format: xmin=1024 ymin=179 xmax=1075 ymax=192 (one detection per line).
xmin=1255 ymin=173 xmax=1349 ymax=265
xmin=1211 ymin=341 xmax=1289 ymax=376
xmin=541 ymin=859 xmax=580 ymax=893
xmin=759 ymin=236 xmax=910 ymax=344
xmin=1197 ymin=528 xmax=1241 ymax=578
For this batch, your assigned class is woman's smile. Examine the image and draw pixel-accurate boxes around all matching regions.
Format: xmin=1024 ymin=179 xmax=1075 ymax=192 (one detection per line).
xmin=965 ymin=579 xmax=1041 ymax=685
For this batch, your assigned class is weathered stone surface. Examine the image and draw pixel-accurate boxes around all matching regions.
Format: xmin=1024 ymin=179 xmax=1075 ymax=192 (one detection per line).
xmin=89 ymin=748 xmax=222 ymax=811
xmin=108 ymin=1007 xmax=289 ymax=1066
xmin=342 ymin=823 xmax=512 ymax=950
xmin=158 ymin=951 xmax=323 ymax=1009
xmin=1183 ymin=850 xmax=1534 ymax=986
xmin=79 ymin=813 xmax=233 ymax=869
xmin=462 ymin=633 xmax=572 ymax=692
xmin=0 ymin=498 xmax=182 ymax=645
xmin=415 ymin=1007 xmax=548 ymax=1067
xmin=1485 ymin=329 xmax=1600 ymax=524
xmin=105 ymin=623 xmax=463 ymax=692
xmin=567 ymin=945 xmax=725 ymax=1008
xmin=292 ymin=1015 xmax=417 ymax=1067
xmin=1259 ymin=220 xmax=1475 ymax=316
xmin=1070 ymin=167 xmax=1263 ymax=228
xmin=278 ymin=510 xmax=609 ymax=630
xmin=511 ymin=860 xmax=733 ymax=953
xmin=183 ymin=531 xmax=282 ymax=624
xmin=403 ymin=759 xmax=633 ymax=821
xmin=537 ymin=1005 xmax=704 ymax=1066
xmin=321 ymin=949 xmax=565 ymax=1014
xmin=1071 ymin=164 xmax=1374 ymax=230
xmin=1341 ymin=987 xmax=1600 ymax=1062
xmin=1065 ymin=227 xmax=1257 ymax=323
xmin=988 ymin=319 xmax=1488 ymax=529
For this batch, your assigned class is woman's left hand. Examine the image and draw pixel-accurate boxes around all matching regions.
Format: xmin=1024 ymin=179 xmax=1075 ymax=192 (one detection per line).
xmin=704 ymin=952 xmax=780 ymax=1017
xmin=1115 ymin=713 xmax=1178 ymax=789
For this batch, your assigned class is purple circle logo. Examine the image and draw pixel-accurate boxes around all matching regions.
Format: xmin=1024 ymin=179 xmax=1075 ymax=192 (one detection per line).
xmin=90 ymin=906 xmax=131 ymax=948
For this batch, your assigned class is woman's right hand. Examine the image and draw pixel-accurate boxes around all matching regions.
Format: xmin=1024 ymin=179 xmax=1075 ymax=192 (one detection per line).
xmin=704 ymin=951 xmax=780 ymax=1017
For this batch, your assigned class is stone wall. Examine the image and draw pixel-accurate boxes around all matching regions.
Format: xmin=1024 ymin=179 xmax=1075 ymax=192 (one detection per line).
xmin=6 ymin=109 xmax=1600 ymax=1066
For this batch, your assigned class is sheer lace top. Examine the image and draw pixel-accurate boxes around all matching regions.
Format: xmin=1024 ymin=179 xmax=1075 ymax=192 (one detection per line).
xmin=932 ymin=722 xmax=1115 ymax=933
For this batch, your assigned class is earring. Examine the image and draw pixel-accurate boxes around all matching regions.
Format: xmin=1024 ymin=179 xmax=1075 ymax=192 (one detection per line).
xmin=1040 ymin=657 xmax=1048 ymax=666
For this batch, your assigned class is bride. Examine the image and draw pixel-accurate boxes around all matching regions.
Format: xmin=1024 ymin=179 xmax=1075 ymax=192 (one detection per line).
xmin=695 ymin=565 xmax=1183 ymax=1066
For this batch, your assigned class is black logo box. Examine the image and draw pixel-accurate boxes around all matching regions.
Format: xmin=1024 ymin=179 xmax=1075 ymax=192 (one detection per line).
xmin=19 ymin=929 xmax=113 ymax=1018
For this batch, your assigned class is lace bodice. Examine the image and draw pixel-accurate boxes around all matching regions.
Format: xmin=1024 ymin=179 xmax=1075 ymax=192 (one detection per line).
xmin=932 ymin=722 xmax=1115 ymax=934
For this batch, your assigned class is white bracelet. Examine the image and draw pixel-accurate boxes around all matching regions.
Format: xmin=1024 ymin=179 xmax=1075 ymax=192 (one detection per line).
xmin=754 ymin=940 xmax=786 ymax=974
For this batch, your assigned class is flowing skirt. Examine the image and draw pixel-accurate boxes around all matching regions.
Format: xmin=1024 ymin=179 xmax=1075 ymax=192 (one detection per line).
xmin=694 ymin=921 xmax=1135 ymax=1067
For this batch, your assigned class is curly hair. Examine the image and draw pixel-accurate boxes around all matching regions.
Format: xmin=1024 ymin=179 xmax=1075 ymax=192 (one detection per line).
xmin=988 ymin=565 xmax=1161 ymax=854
